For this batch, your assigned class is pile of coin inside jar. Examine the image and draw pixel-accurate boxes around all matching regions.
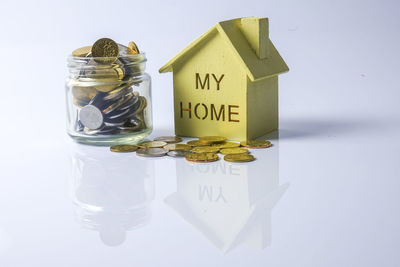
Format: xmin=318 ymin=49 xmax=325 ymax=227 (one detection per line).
xmin=68 ymin=38 xmax=148 ymax=136
xmin=109 ymin=136 xmax=273 ymax=163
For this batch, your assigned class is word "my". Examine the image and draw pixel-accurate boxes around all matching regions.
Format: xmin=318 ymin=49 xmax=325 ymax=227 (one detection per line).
xmin=196 ymin=73 xmax=225 ymax=90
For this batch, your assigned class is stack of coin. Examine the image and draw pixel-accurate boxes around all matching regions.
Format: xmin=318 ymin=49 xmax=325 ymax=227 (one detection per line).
xmin=69 ymin=38 xmax=148 ymax=136
xmin=109 ymin=135 xmax=273 ymax=163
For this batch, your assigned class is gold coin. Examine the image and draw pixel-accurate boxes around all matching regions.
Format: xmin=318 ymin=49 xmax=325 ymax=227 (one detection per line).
xmin=240 ymin=140 xmax=272 ymax=149
xmin=191 ymin=146 xmax=220 ymax=153
xmin=110 ymin=144 xmax=138 ymax=153
xmin=199 ymin=136 xmax=227 ymax=145
xmin=86 ymin=66 xmax=124 ymax=80
xmin=224 ymin=154 xmax=255 ymax=162
xmin=138 ymin=141 xmax=167 ymax=148
xmin=153 ymin=136 xmax=182 ymax=143
xmin=186 ymin=140 xmax=208 ymax=147
xmin=185 ymin=152 xmax=219 ymax=163
xmin=72 ymin=45 xmax=92 ymax=57
xmin=71 ymin=86 xmax=98 ymax=101
xmin=210 ymin=141 xmax=240 ymax=149
xmin=220 ymin=147 xmax=249 ymax=155
xmin=128 ymin=41 xmax=140 ymax=54
xmin=164 ymin=144 xmax=192 ymax=151
xmin=84 ymin=67 xmax=124 ymax=92
xmin=91 ymin=38 xmax=119 ymax=64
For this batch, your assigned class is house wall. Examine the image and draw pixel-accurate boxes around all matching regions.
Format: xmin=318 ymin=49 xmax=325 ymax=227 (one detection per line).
xmin=172 ymin=30 xmax=248 ymax=140
xmin=246 ymin=76 xmax=278 ymax=139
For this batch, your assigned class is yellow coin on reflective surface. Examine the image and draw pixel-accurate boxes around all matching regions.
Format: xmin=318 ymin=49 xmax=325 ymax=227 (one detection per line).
xmin=72 ymin=45 xmax=92 ymax=57
xmin=154 ymin=136 xmax=182 ymax=143
xmin=224 ymin=153 xmax=255 ymax=162
xmin=110 ymin=144 xmax=138 ymax=153
xmin=138 ymin=141 xmax=167 ymax=148
xmin=185 ymin=152 xmax=219 ymax=163
xmin=210 ymin=142 xmax=240 ymax=149
xmin=199 ymin=136 xmax=227 ymax=145
xmin=191 ymin=146 xmax=220 ymax=153
xmin=164 ymin=144 xmax=192 ymax=151
xmin=92 ymin=38 xmax=119 ymax=64
xmin=187 ymin=140 xmax=208 ymax=147
xmin=220 ymin=147 xmax=249 ymax=155
xmin=240 ymin=140 xmax=272 ymax=149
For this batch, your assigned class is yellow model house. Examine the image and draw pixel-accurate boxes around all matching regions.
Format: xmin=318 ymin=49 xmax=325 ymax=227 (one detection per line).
xmin=159 ymin=17 xmax=289 ymax=140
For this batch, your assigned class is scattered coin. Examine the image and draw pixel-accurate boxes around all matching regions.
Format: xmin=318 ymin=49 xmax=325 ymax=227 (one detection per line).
xmin=79 ymin=105 xmax=103 ymax=130
xmin=164 ymin=144 xmax=192 ymax=151
xmin=91 ymin=38 xmax=119 ymax=64
xmin=240 ymin=140 xmax=272 ymax=149
xmin=110 ymin=144 xmax=138 ymax=153
xmin=186 ymin=140 xmax=208 ymax=147
xmin=191 ymin=146 xmax=220 ymax=153
xmin=72 ymin=45 xmax=92 ymax=57
xmin=185 ymin=152 xmax=219 ymax=163
xmin=199 ymin=136 xmax=227 ymax=145
xmin=136 ymin=147 xmax=168 ymax=157
xmin=210 ymin=141 xmax=240 ymax=149
xmin=138 ymin=141 xmax=167 ymax=148
xmin=167 ymin=150 xmax=191 ymax=157
xmin=220 ymin=147 xmax=249 ymax=155
xmin=154 ymin=136 xmax=182 ymax=143
xmin=224 ymin=154 xmax=255 ymax=162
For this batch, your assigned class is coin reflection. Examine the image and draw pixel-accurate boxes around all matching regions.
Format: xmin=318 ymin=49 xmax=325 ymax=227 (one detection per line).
xmin=165 ymin=135 xmax=288 ymax=253
xmin=70 ymin=144 xmax=155 ymax=246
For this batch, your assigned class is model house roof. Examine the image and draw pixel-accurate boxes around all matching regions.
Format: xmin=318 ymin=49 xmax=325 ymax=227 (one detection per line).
xmin=159 ymin=17 xmax=289 ymax=81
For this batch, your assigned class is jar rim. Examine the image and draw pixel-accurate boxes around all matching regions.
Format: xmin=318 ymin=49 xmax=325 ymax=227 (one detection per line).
xmin=67 ymin=52 xmax=147 ymax=63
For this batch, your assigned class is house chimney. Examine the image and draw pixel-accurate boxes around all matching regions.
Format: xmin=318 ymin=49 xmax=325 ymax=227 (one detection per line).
xmin=240 ymin=17 xmax=269 ymax=59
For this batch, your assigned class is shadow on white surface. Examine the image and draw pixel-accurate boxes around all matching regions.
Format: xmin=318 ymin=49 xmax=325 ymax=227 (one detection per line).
xmin=70 ymin=144 xmax=155 ymax=246
xmin=164 ymin=137 xmax=288 ymax=253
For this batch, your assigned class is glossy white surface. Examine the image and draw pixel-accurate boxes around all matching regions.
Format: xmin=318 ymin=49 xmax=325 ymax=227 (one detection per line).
xmin=1 ymin=0 xmax=399 ymax=266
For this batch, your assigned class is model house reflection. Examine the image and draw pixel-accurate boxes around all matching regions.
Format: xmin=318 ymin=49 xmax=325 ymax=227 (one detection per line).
xmin=70 ymin=144 xmax=155 ymax=246
xmin=165 ymin=140 xmax=288 ymax=253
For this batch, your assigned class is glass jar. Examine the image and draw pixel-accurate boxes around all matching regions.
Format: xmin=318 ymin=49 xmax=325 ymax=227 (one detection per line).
xmin=66 ymin=53 xmax=152 ymax=146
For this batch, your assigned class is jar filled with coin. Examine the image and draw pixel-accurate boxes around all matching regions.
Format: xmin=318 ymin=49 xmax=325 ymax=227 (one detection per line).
xmin=66 ymin=38 xmax=152 ymax=145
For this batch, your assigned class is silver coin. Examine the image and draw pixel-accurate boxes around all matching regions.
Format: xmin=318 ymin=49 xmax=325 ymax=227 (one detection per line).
xmin=79 ymin=105 xmax=103 ymax=130
xmin=167 ymin=150 xmax=191 ymax=157
xmin=136 ymin=148 xmax=167 ymax=157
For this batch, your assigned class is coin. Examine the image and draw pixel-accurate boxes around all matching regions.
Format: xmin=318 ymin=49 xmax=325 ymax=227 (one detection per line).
xmin=91 ymin=38 xmax=119 ymax=64
xmin=136 ymin=147 xmax=167 ymax=157
xmin=164 ymin=144 xmax=192 ymax=151
xmin=199 ymin=136 xmax=227 ymax=145
xmin=154 ymin=136 xmax=182 ymax=143
xmin=191 ymin=146 xmax=220 ymax=153
xmin=224 ymin=154 xmax=255 ymax=162
xmin=210 ymin=141 xmax=240 ymax=149
xmin=186 ymin=140 xmax=208 ymax=147
xmin=167 ymin=150 xmax=191 ymax=157
xmin=240 ymin=140 xmax=272 ymax=149
xmin=128 ymin=41 xmax=140 ymax=54
xmin=110 ymin=144 xmax=138 ymax=153
xmin=185 ymin=152 xmax=219 ymax=163
xmin=72 ymin=86 xmax=97 ymax=102
xmin=220 ymin=147 xmax=249 ymax=155
xmin=72 ymin=45 xmax=92 ymax=57
xmin=138 ymin=141 xmax=167 ymax=148
xmin=86 ymin=66 xmax=124 ymax=80
xmin=79 ymin=105 xmax=103 ymax=130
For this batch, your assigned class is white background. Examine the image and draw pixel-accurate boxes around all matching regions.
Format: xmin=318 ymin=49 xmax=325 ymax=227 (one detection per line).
xmin=0 ymin=0 xmax=399 ymax=266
